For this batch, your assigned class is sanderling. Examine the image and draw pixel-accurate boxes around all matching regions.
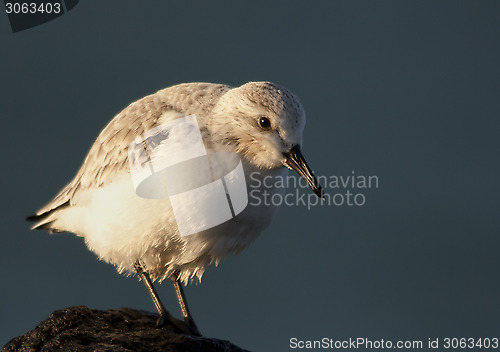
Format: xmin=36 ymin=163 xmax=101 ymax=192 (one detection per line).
xmin=27 ymin=81 xmax=323 ymax=335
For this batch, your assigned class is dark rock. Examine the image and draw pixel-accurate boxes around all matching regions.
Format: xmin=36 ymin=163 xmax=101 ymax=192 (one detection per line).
xmin=2 ymin=306 xmax=249 ymax=352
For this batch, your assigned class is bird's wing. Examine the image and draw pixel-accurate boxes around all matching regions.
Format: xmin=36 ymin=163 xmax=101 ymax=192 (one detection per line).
xmin=30 ymin=97 xmax=179 ymax=223
xmin=28 ymin=83 xmax=230 ymax=222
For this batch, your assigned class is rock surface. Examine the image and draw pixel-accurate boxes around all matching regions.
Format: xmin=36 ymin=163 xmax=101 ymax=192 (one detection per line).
xmin=2 ymin=306 xmax=249 ymax=352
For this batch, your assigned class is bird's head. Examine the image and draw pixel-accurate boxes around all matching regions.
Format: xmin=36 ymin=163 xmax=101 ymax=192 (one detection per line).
xmin=210 ymin=81 xmax=323 ymax=198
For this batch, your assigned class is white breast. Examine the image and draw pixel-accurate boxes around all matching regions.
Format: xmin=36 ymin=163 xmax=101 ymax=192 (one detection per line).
xmin=54 ymin=158 xmax=288 ymax=284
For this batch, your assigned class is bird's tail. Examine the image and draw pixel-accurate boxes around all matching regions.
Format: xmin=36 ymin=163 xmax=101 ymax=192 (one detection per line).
xmin=26 ymin=200 xmax=70 ymax=234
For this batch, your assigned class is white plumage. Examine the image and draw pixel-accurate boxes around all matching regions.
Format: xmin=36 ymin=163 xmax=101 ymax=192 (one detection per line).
xmin=28 ymin=81 xmax=321 ymax=286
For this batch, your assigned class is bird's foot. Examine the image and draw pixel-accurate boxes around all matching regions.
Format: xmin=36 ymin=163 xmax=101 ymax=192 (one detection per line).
xmin=184 ymin=318 xmax=201 ymax=337
xmin=156 ymin=314 xmax=201 ymax=336
xmin=155 ymin=315 xmax=166 ymax=328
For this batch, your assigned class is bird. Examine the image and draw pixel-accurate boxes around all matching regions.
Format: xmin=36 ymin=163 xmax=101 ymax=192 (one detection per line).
xmin=27 ymin=81 xmax=323 ymax=336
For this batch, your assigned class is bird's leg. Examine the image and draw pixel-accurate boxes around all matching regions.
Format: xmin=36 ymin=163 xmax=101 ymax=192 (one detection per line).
xmin=134 ymin=262 xmax=196 ymax=335
xmin=171 ymin=270 xmax=201 ymax=336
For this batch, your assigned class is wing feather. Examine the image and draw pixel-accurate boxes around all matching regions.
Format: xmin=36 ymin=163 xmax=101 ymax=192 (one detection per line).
xmin=28 ymin=83 xmax=230 ymax=224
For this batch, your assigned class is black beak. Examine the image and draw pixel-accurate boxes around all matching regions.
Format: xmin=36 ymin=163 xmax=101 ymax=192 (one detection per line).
xmin=283 ymin=145 xmax=324 ymax=199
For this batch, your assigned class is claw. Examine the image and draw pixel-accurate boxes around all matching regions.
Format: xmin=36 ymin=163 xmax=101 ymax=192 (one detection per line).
xmin=156 ymin=313 xmax=200 ymax=336
xmin=155 ymin=315 xmax=166 ymax=328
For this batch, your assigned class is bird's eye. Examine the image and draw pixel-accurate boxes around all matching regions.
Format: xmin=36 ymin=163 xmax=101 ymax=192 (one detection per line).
xmin=258 ymin=117 xmax=272 ymax=130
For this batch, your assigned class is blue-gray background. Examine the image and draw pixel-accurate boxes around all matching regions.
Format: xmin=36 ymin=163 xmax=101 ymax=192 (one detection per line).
xmin=1 ymin=1 xmax=499 ymax=351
